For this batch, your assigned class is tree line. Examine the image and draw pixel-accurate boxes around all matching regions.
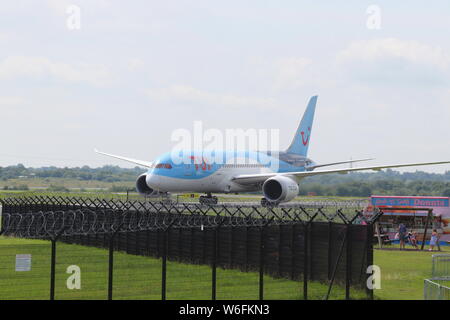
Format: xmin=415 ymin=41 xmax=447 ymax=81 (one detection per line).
xmin=0 ymin=164 xmax=449 ymax=197
xmin=298 ymin=169 xmax=450 ymax=197
xmin=0 ymin=164 xmax=144 ymax=183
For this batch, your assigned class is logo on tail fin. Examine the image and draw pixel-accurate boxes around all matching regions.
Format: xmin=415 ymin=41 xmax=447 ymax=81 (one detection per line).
xmin=301 ymin=127 xmax=311 ymax=146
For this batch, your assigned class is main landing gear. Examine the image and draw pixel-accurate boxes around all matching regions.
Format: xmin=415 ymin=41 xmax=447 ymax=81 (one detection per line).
xmin=199 ymin=193 xmax=218 ymax=205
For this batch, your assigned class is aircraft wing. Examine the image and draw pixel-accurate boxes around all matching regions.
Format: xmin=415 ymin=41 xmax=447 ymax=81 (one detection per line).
xmin=94 ymin=149 xmax=153 ymax=168
xmin=307 ymin=158 xmax=374 ymax=170
xmin=231 ymin=160 xmax=450 ymax=185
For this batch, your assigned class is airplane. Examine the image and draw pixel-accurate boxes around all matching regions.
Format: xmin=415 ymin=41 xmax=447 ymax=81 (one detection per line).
xmin=95 ymin=95 xmax=450 ymax=205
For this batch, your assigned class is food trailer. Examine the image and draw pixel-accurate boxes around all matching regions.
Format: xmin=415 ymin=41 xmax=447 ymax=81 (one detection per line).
xmin=366 ymin=195 xmax=450 ymax=244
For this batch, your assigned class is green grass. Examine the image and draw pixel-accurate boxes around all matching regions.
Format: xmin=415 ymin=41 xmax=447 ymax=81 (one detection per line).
xmin=0 ymin=237 xmax=365 ymax=300
xmin=374 ymin=244 xmax=450 ymax=300
xmin=6 ymin=236 xmax=446 ymax=300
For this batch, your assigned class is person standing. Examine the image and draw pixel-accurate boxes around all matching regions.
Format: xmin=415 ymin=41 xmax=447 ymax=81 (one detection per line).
xmin=398 ymin=223 xmax=407 ymax=250
xmin=429 ymin=229 xmax=439 ymax=251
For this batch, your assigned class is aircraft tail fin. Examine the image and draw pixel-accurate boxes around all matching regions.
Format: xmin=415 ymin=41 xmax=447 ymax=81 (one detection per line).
xmin=286 ymin=95 xmax=317 ymax=156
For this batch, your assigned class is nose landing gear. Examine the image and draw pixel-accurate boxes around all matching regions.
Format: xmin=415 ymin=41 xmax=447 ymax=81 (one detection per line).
xmin=199 ymin=193 xmax=218 ymax=205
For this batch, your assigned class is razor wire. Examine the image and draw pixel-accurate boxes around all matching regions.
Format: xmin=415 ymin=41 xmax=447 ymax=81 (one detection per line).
xmin=0 ymin=196 xmax=382 ymax=238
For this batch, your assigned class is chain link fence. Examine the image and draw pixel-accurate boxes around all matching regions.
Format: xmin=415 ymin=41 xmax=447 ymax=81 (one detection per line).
xmin=0 ymin=196 xmax=382 ymax=300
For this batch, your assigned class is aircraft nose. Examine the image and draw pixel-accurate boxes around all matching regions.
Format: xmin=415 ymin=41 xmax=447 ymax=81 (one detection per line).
xmin=146 ymin=174 xmax=160 ymax=189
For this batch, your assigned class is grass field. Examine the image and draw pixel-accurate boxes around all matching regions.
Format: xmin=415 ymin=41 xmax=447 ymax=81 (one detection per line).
xmin=373 ymin=244 xmax=450 ymax=300
xmin=0 ymin=237 xmax=368 ymax=300
xmin=0 ymin=237 xmax=447 ymax=300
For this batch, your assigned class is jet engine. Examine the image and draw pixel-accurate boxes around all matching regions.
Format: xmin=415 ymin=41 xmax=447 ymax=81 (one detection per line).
xmin=136 ymin=174 xmax=155 ymax=196
xmin=262 ymin=176 xmax=299 ymax=203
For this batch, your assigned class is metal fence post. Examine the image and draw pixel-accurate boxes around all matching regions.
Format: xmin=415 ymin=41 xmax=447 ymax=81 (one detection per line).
xmin=327 ymin=222 xmax=333 ymax=280
xmin=212 ymin=218 xmax=225 ymax=300
xmin=290 ymin=225 xmax=296 ymax=281
xmin=259 ymin=217 xmax=274 ymax=300
xmin=259 ymin=226 xmax=265 ymax=300
xmin=345 ymin=224 xmax=352 ymax=300
xmin=212 ymin=228 xmax=217 ymax=300
xmin=161 ymin=231 xmax=168 ymax=300
xmin=49 ymin=228 xmax=66 ymax=300
xmin=300 ymin=209 xmax=319 ymax=301
xmin=162 ymin=219 xmax=177 ymax=300
xmin=50 ymin=238 xmax=57 ymax=300
xmin=108 ymin=222 xmax=124 ymax=300
xmin=108 ymin=235 xmax=115 ymax=300
xmin=303 ymin=223 xmax=309 ymax=300
xmin=366 ymin=223 xmax=374 ymax=300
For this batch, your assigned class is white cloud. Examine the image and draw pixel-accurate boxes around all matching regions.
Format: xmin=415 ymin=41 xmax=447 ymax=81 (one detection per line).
xmin=45 ymin=0 xmax=111 ymax=16
xmin=45 ymin=0 xmax=72 ymax=15
xmin=338 ymin=38 xmax=450 ymax=68
xmin=336 ymin=38 xmax=450 ymax=86
xmin=127 ymin=58 xmax=145 ymax=71
xmin=247 ymin=56 xmax=315 ymax=91
xmin=146 ymin=85 xmax=278 ymax=109
xmin=0 ymin=56 xmax=113 ymax=87
xmin=273 ymin=57 xmax=312 ymax=89
xmin=0 ymin=96 xmax=26 ymax=106
xmin=0 ymin=32 xmax=11 ymax=42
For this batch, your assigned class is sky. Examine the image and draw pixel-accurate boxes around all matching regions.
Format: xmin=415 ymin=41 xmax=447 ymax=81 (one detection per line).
xmin=1 ymin=1 xmax=450 ymax=172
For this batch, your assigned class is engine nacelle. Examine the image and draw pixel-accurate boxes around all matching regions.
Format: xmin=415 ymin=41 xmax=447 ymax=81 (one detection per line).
xmin=136 ymin=174 xmax=155 ymax=196
xmin=262 ymin=176 xmax=299 ymax=203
